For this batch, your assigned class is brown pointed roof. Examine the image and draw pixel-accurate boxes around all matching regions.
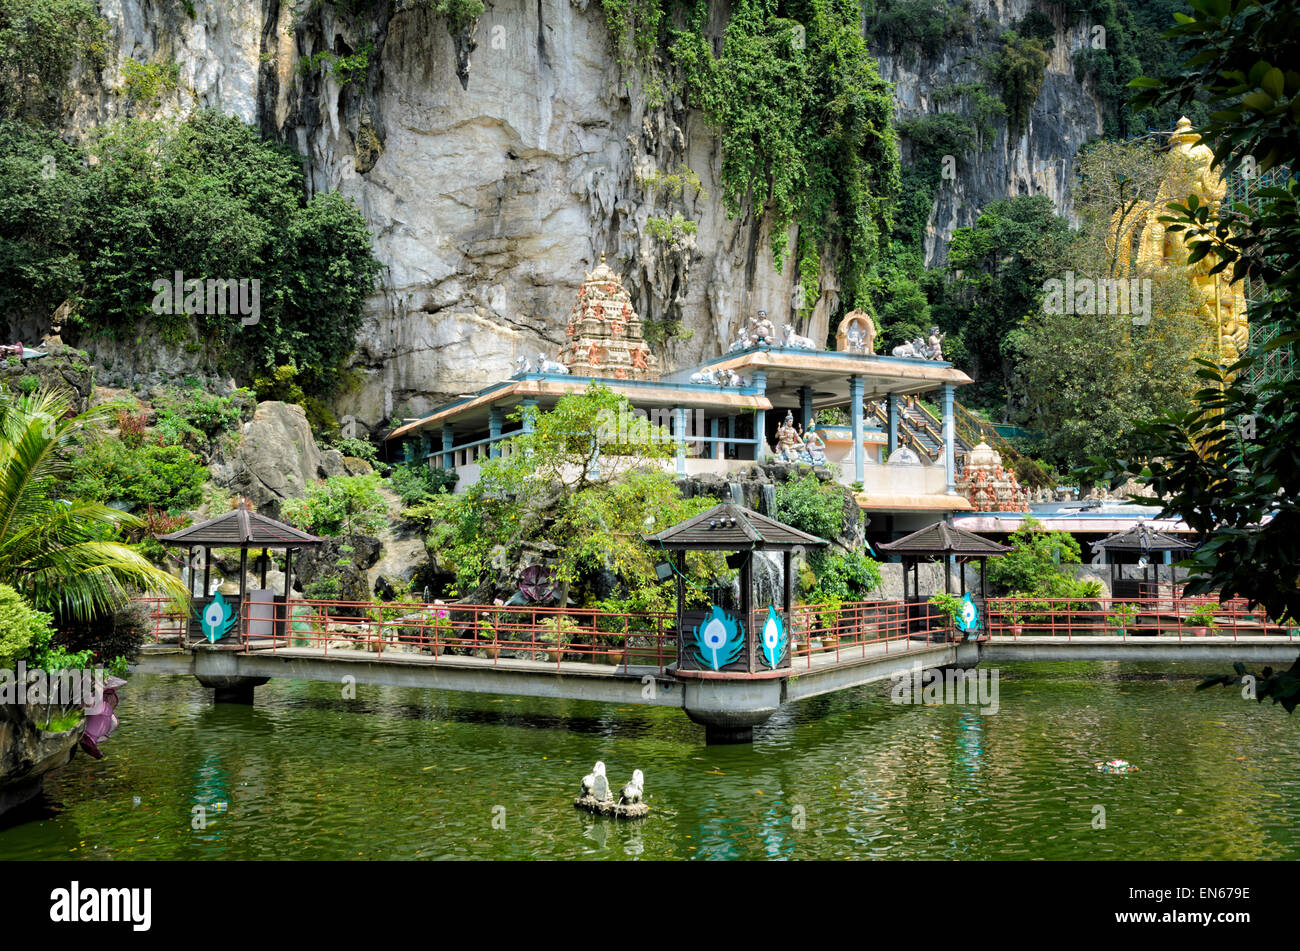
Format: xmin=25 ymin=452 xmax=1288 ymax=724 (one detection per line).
xmin=1091 ymin=521 xmax=1195 ymax=553
xmin=157 ymin=503 xmax=324 ymax=549
xmin=643 ymin=503 xmax=829 ymax=551
xmin=877 ymin=520 xmax=1009 ymax=556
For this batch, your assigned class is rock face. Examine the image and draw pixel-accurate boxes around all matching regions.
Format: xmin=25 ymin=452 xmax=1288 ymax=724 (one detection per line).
xmin=49 ymin=0 xmax=1106 ymax=428
xmin=292 ymin=534 xmax=384 ymax=612
xmin=216 ymin=401 xmax=328 ymax=518
xmin=0 ymin=344 xmax=96 ymax=413
xmin=0 ymin=704 xmax=83 ymax=816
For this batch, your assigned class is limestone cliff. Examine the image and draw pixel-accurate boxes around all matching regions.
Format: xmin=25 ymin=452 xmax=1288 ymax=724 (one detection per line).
xmin=57 ymin=0 xmax=1104 ymax=429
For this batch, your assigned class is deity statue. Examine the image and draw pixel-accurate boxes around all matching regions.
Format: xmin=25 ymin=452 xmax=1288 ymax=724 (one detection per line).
xmin=1112 ymin=116 xmax=1251 ymax=366
xmin=836 ymin=310 xmax=876 ymax=354
xmin=774 ymin=411 xmax=807 ymax=463
xmin=751 ymin=309 xmax=777 ymax=346
xmin=927 ymin=327 xmax=945 ymax=361
xmin=802 ymin=426 xmax=826 ymax=466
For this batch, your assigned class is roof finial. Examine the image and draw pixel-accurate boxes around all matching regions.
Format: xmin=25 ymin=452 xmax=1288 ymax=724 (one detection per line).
xmin=600 ymin=252 xmax=606 ymax=265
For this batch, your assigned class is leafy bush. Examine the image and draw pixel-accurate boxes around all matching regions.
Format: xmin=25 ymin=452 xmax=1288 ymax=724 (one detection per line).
xmin=0 ymin=583 xmax=55 ymax=668
xmin=281 ymin=474 xmax=389 ymax=537
xmin=390 ymin=463 xmax=458 ymax=506
xmin=805 ymin=549 xmax=882 ymax=604
xmin=0 ymin=112 xmax=380 ymax=394
xmin=773 ymin=472 xmax=845 ymax=543
xmin=57 ymin=599 xmax=150 ymax=669
xmin=152 ymin=385 xmax=243 ymax=453
xmin=67 ymin=439 xmax=207 ymax=513
xmin=332 ymin=436 xmax=378 ymax=465
xmin=985 ymin=517 xmax=1081 ymax=595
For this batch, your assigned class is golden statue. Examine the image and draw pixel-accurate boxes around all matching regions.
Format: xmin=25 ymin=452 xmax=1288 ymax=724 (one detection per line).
xmin=1109 ymin=116 xmax=1249 ymax=364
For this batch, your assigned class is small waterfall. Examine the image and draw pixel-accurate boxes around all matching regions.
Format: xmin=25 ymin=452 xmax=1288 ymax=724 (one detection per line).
xmin=751 ymin=551 xmax=784 ymax=607
xmin=760 ymin=484 xmax=776 ymax=515
xmin=728 ymin=482 xmax=743 ymax=505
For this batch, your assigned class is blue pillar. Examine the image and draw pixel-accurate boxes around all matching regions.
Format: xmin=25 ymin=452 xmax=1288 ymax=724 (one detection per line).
xmin=709 ymin=416 xmax=720 ymax=460
xmin=441 ymin=425 xmax=454 ymax=469
xmin=752 ymin=371 xmax=767 ymax=460
xmin=727 ymin=415 xmax=736 ymax=460
xmin=799 ymin=385 xmax=813 ymax=433
xmin=418 ymin=432 xmax=431 ymax=466
xmin=673 ymin=407 xmax=687 ymax=476
xmin=941 ymin=383 xmax=956 ymax=493
xmin=887 ymin=393 xmax=899 ymax=455
xmin=521 ymin=399 xmax=538 ymax=433
xmin=849 ymin=375 xmax=865 ymax=484
xmin=489 ymin=407 xmax=503 ymax=458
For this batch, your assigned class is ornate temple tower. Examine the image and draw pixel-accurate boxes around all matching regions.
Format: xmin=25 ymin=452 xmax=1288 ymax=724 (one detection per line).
xmin=562 ymin=255 xmax=661 ymax=381
xmin=956 ymin=443 xmax=1030 ymax=513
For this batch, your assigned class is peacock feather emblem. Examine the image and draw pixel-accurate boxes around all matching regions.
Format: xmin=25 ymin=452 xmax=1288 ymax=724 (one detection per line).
xmin=200 ymin=592 xmax=237 ymax=643
xmin=759 ymin=604 xmax=787 ymax=669
xmin=956 ymin=593 xmax=979 ymax=633
xmin=692 ymin=606 xmax=745 ymax=671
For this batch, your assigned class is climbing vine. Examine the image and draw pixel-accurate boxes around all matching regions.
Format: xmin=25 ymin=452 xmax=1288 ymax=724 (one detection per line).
xmin=603 ymin=0 xmax=898 ymax=310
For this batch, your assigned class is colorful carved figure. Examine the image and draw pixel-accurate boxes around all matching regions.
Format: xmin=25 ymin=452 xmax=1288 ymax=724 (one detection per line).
xmin=774 ymin=411 xmax=808 ymax=463
xmin=803 ymin=426 xmax=826 ymax=466
xmin=837 ymin=310 xmax=876 ymax=354
xmin=562 ymin=253 xmax=661 ymax=380
xmin=751 ymin=310 xmax=777 ymax=346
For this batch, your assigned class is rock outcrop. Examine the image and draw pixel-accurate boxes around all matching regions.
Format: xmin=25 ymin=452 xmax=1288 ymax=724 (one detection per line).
xmin=0 ymin=704 xmax=83 ymax=816
xmin=214 ymin=401 xmax=329 ymax=518
xmin=40 ymin=0 xmax=1108 ymax=429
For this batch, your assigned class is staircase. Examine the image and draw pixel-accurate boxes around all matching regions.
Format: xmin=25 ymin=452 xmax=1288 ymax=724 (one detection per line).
xmin=868 ymin=399 xmax=1020 ymax=467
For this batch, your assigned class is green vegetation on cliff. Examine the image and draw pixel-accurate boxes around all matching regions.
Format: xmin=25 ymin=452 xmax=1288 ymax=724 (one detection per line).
xmin=0 ymin=111 xmax=381 ymax=396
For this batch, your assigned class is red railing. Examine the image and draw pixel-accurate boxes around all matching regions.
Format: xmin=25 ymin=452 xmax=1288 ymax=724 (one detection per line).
xmin=135 ymin=597 xmax=188 ymax=645
xmin=789 ymin=599 xmax=955 ymax=667
xmin=221 ymin=598 xmax=678 ymax=674
xmin=987 ymin=596 xmax=1294 ymax=640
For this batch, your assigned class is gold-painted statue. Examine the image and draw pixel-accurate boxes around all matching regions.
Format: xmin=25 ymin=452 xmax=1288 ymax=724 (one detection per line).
xmin=1110 ymin=116 xmax=1249 ymax=364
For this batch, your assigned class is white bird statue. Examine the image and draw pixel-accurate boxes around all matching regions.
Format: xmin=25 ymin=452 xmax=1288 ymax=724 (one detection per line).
xmin=619 ymin=769 xmax=644 ymax=806
xmin=581 ymin=761 xmax=606 ymax=799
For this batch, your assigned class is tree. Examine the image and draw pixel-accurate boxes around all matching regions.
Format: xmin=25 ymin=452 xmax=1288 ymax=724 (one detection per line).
xmin=0 ymin=386 xmax=189 ymax=623
xmin=1007 ymin=141 xmax=1214 ymax=470
xmin=938 ymin=195 xmax=1073 ymax=406
xmin=1092 ymin=0 xmax=1300 ymax=623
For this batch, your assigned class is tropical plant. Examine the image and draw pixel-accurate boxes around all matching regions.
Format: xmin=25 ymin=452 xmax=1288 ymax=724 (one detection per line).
xmin=0 ymin=581 xmax=54 ymax=667
xmin=0 ymin=387 xmax=190 ymax=622
xmin=281 ymin=474 xmax=390 ymax=537
xmin=1106 ymin=601 xmax=1140 ymax=632
xmin=928 ymin=591 xmax=964 ymax=628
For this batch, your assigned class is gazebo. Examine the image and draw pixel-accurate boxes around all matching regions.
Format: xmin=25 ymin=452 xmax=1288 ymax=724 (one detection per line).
xmin=642 ymin=503 xmax=827 ymax=675
xmin=1091 ymin=520 xmax=1195 ymax=598
xmin=158 ymin=502 xmax=324 ymax=645
xmin=877 ymin=520 xmax=1009 ymax=636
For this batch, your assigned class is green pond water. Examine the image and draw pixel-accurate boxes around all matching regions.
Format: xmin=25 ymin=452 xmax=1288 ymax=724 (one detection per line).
xmin=2 ymin=663 xmax=1298 ymax=860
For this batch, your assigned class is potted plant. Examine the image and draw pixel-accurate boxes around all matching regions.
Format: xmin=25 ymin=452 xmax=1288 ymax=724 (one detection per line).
xmin=1187 ymin=603 xmax=1218 ymax=637
xmin=476 ymin=617 xmax=501 ymax=659
xmin=539 ymin=616 xmax=577 ymax=662
xmin=928 ymin=592 xmax=964 ymax=641
xmin=1105 ymin=602 xmax=1140 ymax=636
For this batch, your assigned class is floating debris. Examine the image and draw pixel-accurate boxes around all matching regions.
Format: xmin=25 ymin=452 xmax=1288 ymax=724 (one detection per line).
xmin=1095 ymin=759 xmax=1138 ymax=774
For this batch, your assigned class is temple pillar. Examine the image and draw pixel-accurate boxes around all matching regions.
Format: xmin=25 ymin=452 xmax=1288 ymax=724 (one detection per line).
xmin=752 ymin=371 xmax=768 ymax=460
xmin=799 ymin=385 xmax=813 ymax=433
xmin=441 ymin=425 xmax=454 ymax=469
xmin=941 ymin=383 xmax=956 ymax=493
xmin=887 ymin=393 xmax=899 ymax=455
xmin=727 ymin=415 xmax=736 ymax=459
xmin=709 ymin=416 xmax=720 ymax=460
xmin=418 ymin=432 xmax=431 ymax=465
xmin=521 ymin=399 xmax=538 ymax=434
xmin=850 ymin=375 xmax=865 ymax=484
xmin=673 ymin=407 xmax=688 ymax=476
xmin=489 ymin=407 xmax=503 ymax=458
